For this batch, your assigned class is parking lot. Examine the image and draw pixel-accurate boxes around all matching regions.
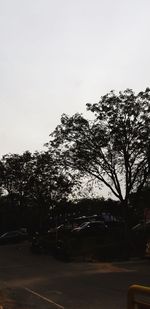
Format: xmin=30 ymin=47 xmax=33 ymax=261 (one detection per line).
xmin=0 ymin=242 xmax=150 ymax=309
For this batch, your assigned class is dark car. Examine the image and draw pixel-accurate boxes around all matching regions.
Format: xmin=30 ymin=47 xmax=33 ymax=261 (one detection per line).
xmin=56 ymin=221 xmax=122 ymax=260
xmin=56 ymin=221 xmax=135 ymax=261
xmin=0 ymin=230 xmax=28 ymax=245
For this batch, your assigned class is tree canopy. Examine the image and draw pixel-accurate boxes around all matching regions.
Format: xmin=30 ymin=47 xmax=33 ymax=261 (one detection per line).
xmin=48 ymin=88 xmax=150 ymax=207
xmin=0 ymin=150 xmax=76 ymax=208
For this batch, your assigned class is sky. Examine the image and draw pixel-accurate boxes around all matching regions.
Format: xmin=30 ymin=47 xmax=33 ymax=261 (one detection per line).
xmin=1 ymin=0 xmax=150 ymax=157
xmin=0 ymin=0 xmax=150 ymax=198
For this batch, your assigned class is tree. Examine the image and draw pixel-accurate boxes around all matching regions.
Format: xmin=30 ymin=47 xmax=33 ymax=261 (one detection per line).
xmin=26 ymin=150 xmax=76 ymax=208
xmin=48 ymin=88 xmax=150 ymax=218
xmin=0 ymin=150 xmax=77 ymax=229
xmin=0 ymin=151 xmax=32 ymax=206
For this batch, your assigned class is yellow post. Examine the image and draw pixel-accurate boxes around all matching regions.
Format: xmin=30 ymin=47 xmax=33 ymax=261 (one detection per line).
xmin=128 ymin=285 xmax=150 ymax=309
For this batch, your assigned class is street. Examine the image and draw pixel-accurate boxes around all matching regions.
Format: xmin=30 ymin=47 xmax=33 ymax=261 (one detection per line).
xmin=0 ymin=242 xmax=150 ymax=309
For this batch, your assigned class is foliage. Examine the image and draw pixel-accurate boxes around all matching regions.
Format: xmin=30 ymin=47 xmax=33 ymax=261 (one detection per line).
xmin=48 ymin=88 xmax=150 ymax=207
xmin=25 ymin=150 xmax=76 ymax=207
xmin=0 ymin=151 xmax=31 ymax=196
xmin=0 ymin=150 xmax=76 ymax=226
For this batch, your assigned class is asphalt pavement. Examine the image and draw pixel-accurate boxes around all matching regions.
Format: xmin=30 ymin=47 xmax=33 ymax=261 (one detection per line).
xmin=0 ymin=242 xmax=150 ymax=309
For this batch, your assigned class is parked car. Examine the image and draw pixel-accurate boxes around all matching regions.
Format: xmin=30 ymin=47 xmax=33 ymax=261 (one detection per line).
xmin=55 ymin=220 xmax=129 ymax=261
xmin=0 ymin=230 xmax=28 ymax=245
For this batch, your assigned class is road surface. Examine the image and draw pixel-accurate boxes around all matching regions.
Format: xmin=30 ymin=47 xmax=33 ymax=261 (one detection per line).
xmin=0 ymin=242 xmax=150 ymax=308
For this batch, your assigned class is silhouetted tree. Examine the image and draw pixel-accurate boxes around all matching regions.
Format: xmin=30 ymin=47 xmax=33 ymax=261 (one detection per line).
xmin=48 ymin=88 xmax=150 ymax=220
xmin=0 ymin=151 xmax=32 ymax=206
xmin=0 ymin=149 xmax=77 ymax=229
xmin=26 ymin=151 xmax=76 ymax=208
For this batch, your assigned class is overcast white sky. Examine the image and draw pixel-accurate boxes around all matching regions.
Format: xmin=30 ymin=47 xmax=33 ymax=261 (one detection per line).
xmin=0 ymin=0 xmax=150 ymax=159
